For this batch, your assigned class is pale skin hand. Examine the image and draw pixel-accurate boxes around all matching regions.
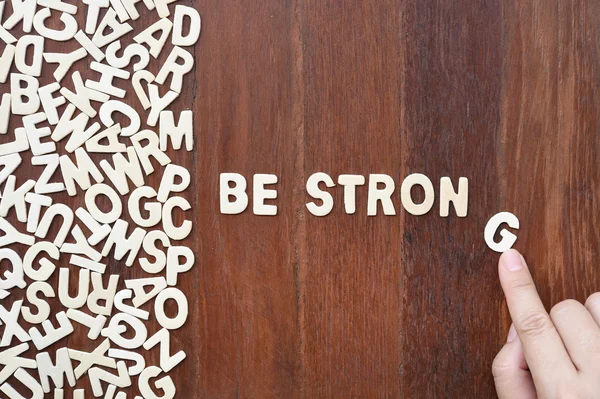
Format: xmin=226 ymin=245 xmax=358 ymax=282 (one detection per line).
xmin=493 ymin=249 xmax=600 ymax=398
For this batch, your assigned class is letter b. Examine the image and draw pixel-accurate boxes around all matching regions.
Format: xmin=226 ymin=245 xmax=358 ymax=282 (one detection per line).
xmin=220 ymin=173 xmax=248 ymax=214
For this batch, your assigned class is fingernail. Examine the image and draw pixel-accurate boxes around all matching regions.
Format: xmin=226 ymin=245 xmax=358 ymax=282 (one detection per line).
xmin=507 ymin=324 xmax=517 ymax=342
xmin=501 ymin=249 xmax=524 ymax=272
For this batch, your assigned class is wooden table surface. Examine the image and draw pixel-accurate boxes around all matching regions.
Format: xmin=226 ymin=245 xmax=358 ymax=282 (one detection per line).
xmin=2 ymin=0 xmax=600 ymax=398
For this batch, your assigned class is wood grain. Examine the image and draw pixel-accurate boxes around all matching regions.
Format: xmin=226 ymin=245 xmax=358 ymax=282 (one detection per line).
xmin=1 ymin=0 xmax=600 ymax=397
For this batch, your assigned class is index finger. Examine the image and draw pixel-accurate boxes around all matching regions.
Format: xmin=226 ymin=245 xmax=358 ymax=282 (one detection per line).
xmin=498 ymin=250 xmax=576 ymax=389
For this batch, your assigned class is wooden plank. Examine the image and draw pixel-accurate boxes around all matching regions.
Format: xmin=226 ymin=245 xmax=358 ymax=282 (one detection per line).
xmin=397 ymin=1 xmax=504 ymax=396
xmin=299 ymin=2 xmax=404 ymax=396
xmin=502 ymin=0 xmax=600 ymax=326
xmin=193 ymin=0 xmax=301 ymax=397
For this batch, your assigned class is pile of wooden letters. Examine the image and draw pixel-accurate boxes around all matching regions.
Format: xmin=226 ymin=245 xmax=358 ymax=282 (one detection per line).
xmin=0 ymin=0 xmax=200 ymax=397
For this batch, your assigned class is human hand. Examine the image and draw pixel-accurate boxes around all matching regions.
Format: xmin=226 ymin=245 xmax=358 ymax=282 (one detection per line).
xmin=492 ymin=249 xmax=600 ymax=398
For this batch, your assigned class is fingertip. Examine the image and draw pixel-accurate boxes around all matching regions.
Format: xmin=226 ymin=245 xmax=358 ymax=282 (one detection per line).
xmin=493 ymin=337 xmax=536 ymax=399
xmin=499 ymin=249 xmax=525 ymax=273
xmin=500 ymin=248 xmax=522 ymax=260
xmin=492 ymin=338 xmax=522 ymax=379
xmin=506 ymin=324 xmax=517 ymax=343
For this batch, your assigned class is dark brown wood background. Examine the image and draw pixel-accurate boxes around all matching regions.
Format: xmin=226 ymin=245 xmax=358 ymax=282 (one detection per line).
xmin=2 ymin=0 xmax=600 ymax=398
